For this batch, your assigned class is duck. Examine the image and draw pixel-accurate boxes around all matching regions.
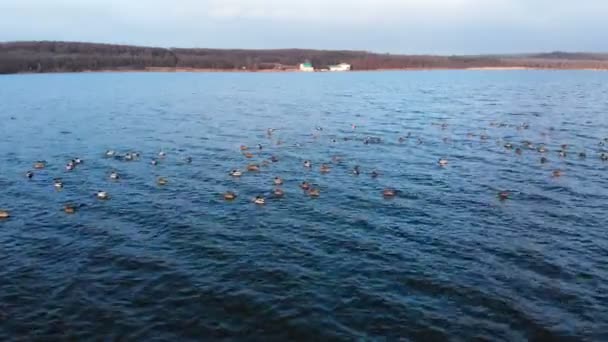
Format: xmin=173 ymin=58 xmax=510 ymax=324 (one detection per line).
xmin=74 ymin=158 xmax=83 ymax=165
xmin=320 ymin=164 xmax=331 ymax=173
xmin=498 ymin=191 xmax=510 ymax=201
xmin=353 ymin=166 xmax=361 ymax=175
xmin=151 ymin=159 xmax=158 ymax=166
xmin=185 ymin=156 xmax=193 ymax=164
xmin=26 ymin=171 xmax=34 ymax=179
xmin=552 ymin=170 xmax=562 ymax=178
xmin=270 ymin=155 xmax=279 ymax=163
xmin=504 ymin=143 xmax=513 ymax=149
xmin=273 ymin=188 xmax=285 ymax=198
xmin=558 ymin=150 xmax=567 ymax=158
xmin=0 ymin=210 xmax=10 ymax=219
xmin=515 ymin=148 xmax=523 ymax=155
xmin=274 ymin=177 xmax=284 ymax=185
xmin=537 ymin=146 xmax=547 ymax=153
xmin=223 ymin=191 xmax=237 ymax=201
xmin=64 ymin=204 xmax=77 ymax=214
xmin=601 ymin=153 xmax=608 ymax=161
xmin=561 ymin=144 xmax=568 ymax=150
xmin=157 ymin=177 xmax=168 ymax=186
xmin=96 ymin=191 xmax=109 ymax=200
xmin=261 ymin=160 xmax=270 ymax=167
xmin=53 ymin=178 xmax=64 ymax=189
xmin=158 ymin=151 xmax=167 ymax=158
xmin=300 ymin=181 xmax=311 ymax=190
xmin=33 ymin=161 xmax=46 ymax=169
xmin=398 ymin=136 xmax=406 ymax=143
xmin=247 ymin=164 xmax=260 ymax=172
xmin=267 ymin=128 xmax=275 ymax=136
xmin=383 ymin=188 xmax=397 ymax=198
xmin=258 ymin=144 xmax=263 ymax=150
xmin=332 ymin=156 xmax=342 ymax=164
xmin=579 ymin=152 xmax=586 ymax=159
xmin=230 ymin=169 xmax=243 ymax=177
xmin=307 ymin=188 xmax=321 ymax=197
xmin=438 ymin=159 xmax=448 ymax=167
xmin=371 ymin=171 xmax=380 ymax=178
xmin=303 ymin=160 xmax=312 ymax=168
xmin=540 ymin=157 xmax=549 ymax=164
xmin=109 ymin=171 xmax=120 ymax=180
xmin=253 ymin=196 xmax=265 ymax=205
xmin=65 ymin=162 xmax=75 ymax=171
xmin=240 ymin=145 xmax=248 ymax=151
xmin=244 ymin=152 xmax=254 ymax=158
xmin=124 ymin=153 xmax=135 ymax=161
xmin=105 ymin=150 xmax=116 ymax=157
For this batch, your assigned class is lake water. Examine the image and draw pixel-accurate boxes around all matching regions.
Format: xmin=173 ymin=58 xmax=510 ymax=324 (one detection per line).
xmin=1 ymin=71 xmax=607 ymax=340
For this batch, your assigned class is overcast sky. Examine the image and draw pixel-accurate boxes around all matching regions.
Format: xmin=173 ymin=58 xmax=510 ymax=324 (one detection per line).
xmin=0 ymin=0 xmax=607 ymax=54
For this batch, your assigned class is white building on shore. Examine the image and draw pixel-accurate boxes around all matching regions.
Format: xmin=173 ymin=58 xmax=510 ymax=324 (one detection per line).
xmin=299 ymin=62 xmax=314 ymax=72
xmin=329 ymin=63 xmax=351 ymax=72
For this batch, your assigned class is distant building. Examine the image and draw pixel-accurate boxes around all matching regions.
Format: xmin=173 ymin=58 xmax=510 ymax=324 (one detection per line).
xmin=329 ymin=63 xmax=351 ymax=72
xmin=299 ymin=62 xmax=314 ymax=72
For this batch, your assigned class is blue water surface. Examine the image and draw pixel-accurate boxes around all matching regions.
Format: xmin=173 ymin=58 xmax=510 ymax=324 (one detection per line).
xmin=1 ymin=71 xmax=607 ymax=341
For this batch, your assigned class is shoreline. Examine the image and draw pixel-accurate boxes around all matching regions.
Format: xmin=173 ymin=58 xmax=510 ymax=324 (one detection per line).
xmin=3 ymin=66 xmax=608 ymax=76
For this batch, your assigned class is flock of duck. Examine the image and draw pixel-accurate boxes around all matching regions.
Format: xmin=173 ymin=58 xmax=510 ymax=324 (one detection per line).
xmin=1 ymin=123 xmax=607 ymax=220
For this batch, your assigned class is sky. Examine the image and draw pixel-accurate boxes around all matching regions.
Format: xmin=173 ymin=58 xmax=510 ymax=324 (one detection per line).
xmin=0 ymin=0 xmax=607 ymax=54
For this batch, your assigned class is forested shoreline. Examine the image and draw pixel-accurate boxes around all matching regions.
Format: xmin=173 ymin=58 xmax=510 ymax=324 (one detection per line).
xmin=2 ymin=41 xmax=608 ymax=74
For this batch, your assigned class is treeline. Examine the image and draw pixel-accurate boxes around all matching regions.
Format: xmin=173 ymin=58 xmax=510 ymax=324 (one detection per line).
xmin=2 ymin=41 xmax=608 ymax=74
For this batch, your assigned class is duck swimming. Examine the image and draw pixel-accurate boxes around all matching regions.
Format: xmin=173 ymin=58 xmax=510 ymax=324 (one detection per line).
xmin=74 ymin=158 xmax=83 ymax=165
xmin=353 ymin=166 xmax=360 ymax=175
xmin=601 ymin=153 xmax=608 ymax=161
xmin=540 ymin=157 xmax=549 ymax=164
xmin=230 ymin=169 xmax=243 ymax=177
xmin=558 ymin=150 xmax=567 ymax=158
xmin=105 ymin=150 xmax=116 ymax=157
xmin=96 ymin=191 xmax=109 ymax=200
xmin=223 ymin=191 xmax=237 ymax=201
xmin=26 ymin=171 xmax=34 ymax=179
xmin=579 ymin=152 xmax=586 ymax=159
xmin=0 ymin=210 xmax=10 ymax=219
xmin=552 ymin=170 xmax=562 ymax=178
xmin=253 ymin=196 xmax=265 ymax=205
xmin=258 ymin=144 xmax=263 ymax=150
xmin=240 ymin=145 xmax=248 ymax=151
xmin=274 ymin=177 xmax=284 ymax=185
xmin=158 ymin=151 xmax=167 ymax=158
xmin=66 ymin=162 xmax=75 ymax=171
xmin=53 ymin=178 xmax=64 ymax=189
xmin=515 ymin=148 xmax=522 ymax=155
xmin=307 ymin=188 xmax=320 ymax=197
xmin=64 ymin=204 xmax=77 ymax=214
xmin=438 ymin=159 xmax=448 ymax=167
xmin=185 ymin=156 xmax=192 ymax=164
xmin=109 ymin=171 xmax=120 ymax=180
xmin=537 ymin=146 xmax=547 ymax=153
xmin=371 ymin=171 xmax=380 ymax=178
xmin=273 ymin=188 xmax=285 ymax=198
xmin=320 ymin=164 xmax=331 ymax=173
xmin=244 ymin=152 xmax=254 ymax=159
xmin=157 ymin=177 xmax=168 ymax=186
xmin=270 ymin=156 xmax=279 ymax=163
xmin=33 ymin=161 xmax=46 ymax=169
xmin=504 ymin=143 xmax=513 ymax=149
xmin=304 ymin=160 xmax=312 ymax=168
xmin=498 ymin=191 xmax=510 ymax=201
xmin=151 ymin=159 xmax=158 ymax=166
xmin=300 ymin=181 xmax=311 ymax=190
xmin=247 ymin=164 xmax=260 ymax=172
xmin=382 ymin=188 xmax=397 ymax=198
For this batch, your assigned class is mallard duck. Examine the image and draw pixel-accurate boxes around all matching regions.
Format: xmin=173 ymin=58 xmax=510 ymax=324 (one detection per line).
xmin=273 ymin=188 xmax=285 ymax=197
xmin=64 ymin=204 xmax=77 ymax=214
xmin=383 ymin=188 xmax=397 ymax=198
xmin=307 ymin=188 xmax=320 ymax=197
xmin=224 ymin=191 xmax=237 ymax=201
xmin=498 ymin=191 xmax=510 ymax=201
